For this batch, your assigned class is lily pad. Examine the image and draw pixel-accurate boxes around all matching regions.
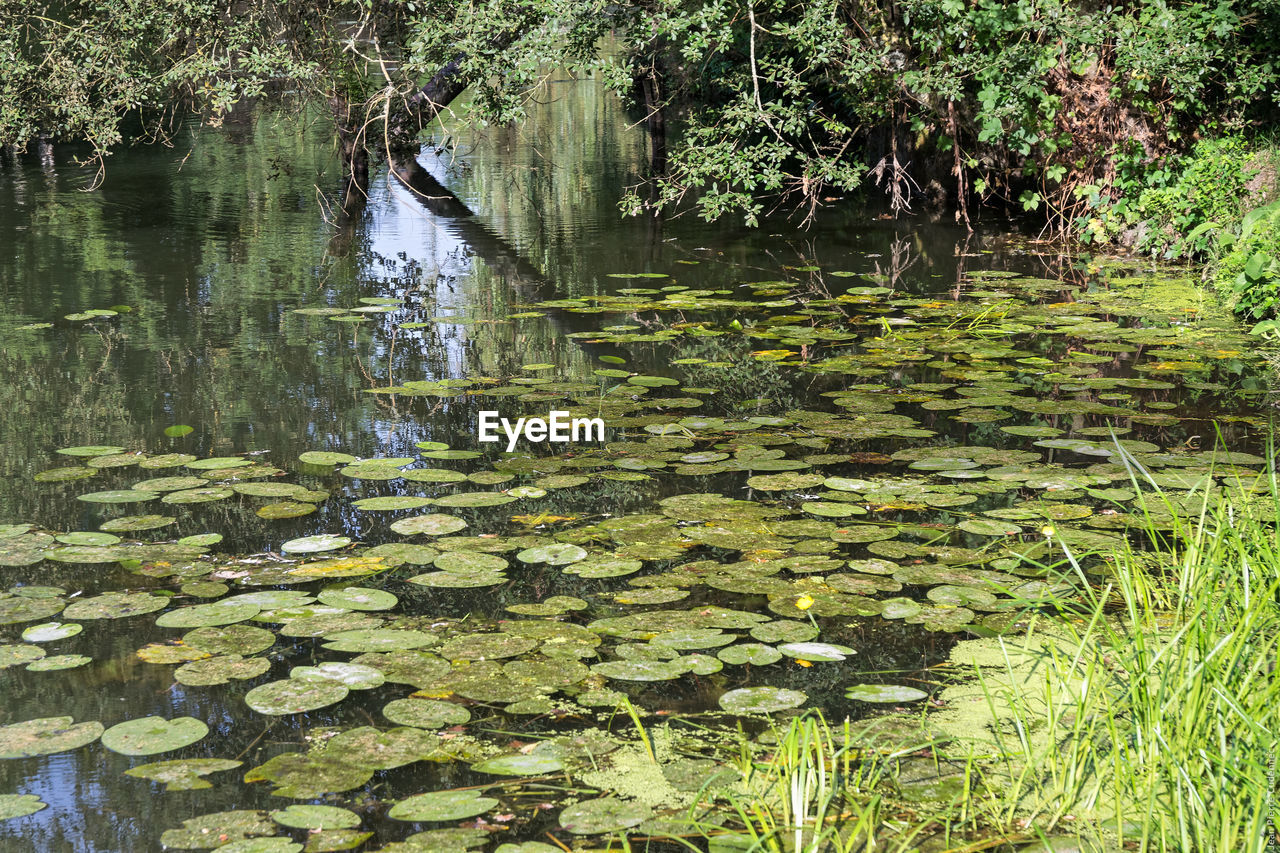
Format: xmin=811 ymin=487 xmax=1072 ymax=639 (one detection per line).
xmin=63 ymin=591 xmax=168 ymax=620
xmin=78 ymin=489 xmax=159 ymax=504
xmin=388 ymin=790 xmax=500 ymax=822
xmin=298 ymin=452 xmax=359 ymax=466
xmin=100 ymin=514 xmax=176 ymax=532
xmin=351 ymin=496 xmax=434 ymax=511
xmin=0 ymin=794 xmax=47 ymax=820
xmin=124 ymin=758 xmax=242 ymax=791
xmin=515 ymin=543 xmax=587 ymax=565
xmin=245 ymin=680 xmax=350 ymax=715
xmin=175 ymin=655 xmax=272 ymax=686
xmin=322 ymin=628 xmax=436 ymax=653
xmin=157 ymin=601 xmax=262 ymax=629
xmin=382 ymin=698 xmax=471 ymax=729
xmin=0 ymin=717 xmax=104 ymax=758
xmin=390 ymin=514 xmax=468 ymax=536
xmin=0 ymin=644 xmax=46 ymax=668
xmin=20 ymin=622 xmax=82 ymax=642
xmin=291 ymin=662 xmax=386 ymax=690
xmin=559 ymin=798 xmax=653 ymax=835
xmin=316 ymin=587 xmax=398 ymax=611
xmin=433 ymin=492 xmax=516 ymax=508
xmin=473 ymin=753 xmax=565 ymax=776
xmin=281 ymin=535 xmax=352 ymax=554
xmin=845 ymin=684 xmax=930 ymax=703
xmin=101 ymin=716 xmax=209 ymax=755
xmin=271 ymin=805 xmax=361 ymax=831
xmin=718 ymin=686 xmax=807 ymax=714
xmin=26 ymin=654 xmax=92 ymax=671
xmin=159 ymin=811 xmax=275 ymax=849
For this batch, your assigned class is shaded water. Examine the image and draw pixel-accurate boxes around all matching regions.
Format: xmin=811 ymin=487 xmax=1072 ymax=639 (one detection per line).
xmin=0 ymin=73 xmax=1274 ymax=851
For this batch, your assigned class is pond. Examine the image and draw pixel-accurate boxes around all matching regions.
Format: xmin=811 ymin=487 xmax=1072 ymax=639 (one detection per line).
xmin=0 ymin=73 xmax=1274 ymax=851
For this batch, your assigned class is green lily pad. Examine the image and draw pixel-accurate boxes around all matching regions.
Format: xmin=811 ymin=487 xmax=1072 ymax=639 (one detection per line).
xmin=316 ymin=587 xmax=398 ymax=611
xmin=245 ymin=680 xmax=350 ymax=715
xmin=473 ymin=753 xmax=565 ymax=775
xmin=718 ymin=686 xmax=807 ymax=714
xmin=291 ymin=662 xmax=386 ymax=690
xmin=515 ymin=543 xmax=587 ymax=565
xmin=26 ymin=654 xmax=91 ymax=671
xmin=388 ymin=790 xmax=500 ymax=821
xmin=63 ymin=591 xmax=168 ymax=619
xmin=591 ymin=659 xmax=691 ymax=681
xmin=202 ymin=837 xmax=301 ymax=853
xmin=34 ymin=467 xmax=96 ymax=483
xmin=438 ymin=632 xmax=537 ymax=661
xmin=175 ymin=655 xmax=272 ymax=686
xmin=124 ymin=758 xmax=242 ymax=791
xmin=257 ymin=502 xmax=318 ymax=519
xmin=390 ymin=514 xmax=468 ymax=536
xmin=281 ymin=535 xmax=352 ymax=554
xmin=845 ymin=684 xmax=929 ymax=703
xmin=382 ymin=698 xmax=471 ymax=729
xmin=162 ymin=487 xmax=234 ymax=504
xmin=159 ymin=811 xmax=275 ymax=849
xmin=559 ymin=798 xmax=653 ymax=835
xmin=100 ymin=515 xmax=176 ymax=532
xmin=78 ymin=489 xmax=159 ymax=504
xmin=717 ymin=643 xmax=783 ymax=665
xmin=298 ymin=452 xmax=359 ymax=466
xmin=433 ymin=492 xmax=517 ymax=508
xmin=156 ymin=602 xmax=262 ymax=629
xmin=777 ymin=642 xmax=855 ymax=662
xmin=55 ymin=531 xmax=120 ymax=546
xmin=101 ymin=716 xmax=208 ymax=755
xmin=351 ymin=496 xmax=434 ymax=511
xmin=0 ymin=595 xmax=65 ymax=626
xmin=243 ymin=753 xmax=374 ymax=798
xmin=0 ymin=794 xmax=47 ymax=820
xmin=322 ymin=628 xmax=436 ymax=653
xmin=183 ymin=625 xmax=276 ymax=655
xmin=21 ymin=622 xmax=82 ymax=642
xmin=138 ymin=454 xmax=199 ymax=469
xmin=958 ymin=519 xmax=1022 ymax=536
xmin=0 ymin=717 xmax=104 ymax=758
xmin=0 ymin=644 xmax=44 ymax=668
xmin=186 ymin=457 xmax=252 ymax=470
xmin=271 ymin=805 xmax=361 ymax=831
xmin=57 ymin=445 xmax=126 ymax=457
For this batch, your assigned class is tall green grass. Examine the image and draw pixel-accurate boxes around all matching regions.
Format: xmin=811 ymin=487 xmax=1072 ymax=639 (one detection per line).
xmin=972 ymin=445 xmax=1280 ymax=850
xmin=706 ymin=445 xmax=1279 ymax=852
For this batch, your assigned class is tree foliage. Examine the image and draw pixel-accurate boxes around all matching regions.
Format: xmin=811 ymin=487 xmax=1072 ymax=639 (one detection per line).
xmin=3 ymin=0 xmax=1278 ymax=225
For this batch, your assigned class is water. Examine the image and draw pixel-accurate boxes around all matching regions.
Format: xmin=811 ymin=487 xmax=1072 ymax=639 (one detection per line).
xmin=0 ymin=71 xmax=1273 ymax=851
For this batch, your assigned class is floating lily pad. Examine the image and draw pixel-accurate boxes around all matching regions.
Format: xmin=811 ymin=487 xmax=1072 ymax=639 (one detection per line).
xmin=63 ymin=591 xmax=168 ymax=619
xmin=351 ymin=496 xmax=434 ymax=511
xmin=718 ymin=686 xmax=807 ymax=714
xmin=591 ymin=659 xmax=691 ymax=681
xmin=0 ymin=597 xmax=65 ymax=626
xmin=559 ymin=798 xmax=653 ymax=835
xmin=257 ymin=502 xmax=318 ymax=519
xmin=717 ymin=643 xmax=783 ymax=665
xmin=124 ymin=758 xmax=242 ymax=791
xmin=438 ymin=632 xmax=537 ymax=661
xmin=27 ymin=654 xmax=91 ymax=671
xmin=0 ymin=644 xmax=45 ymax=668
xmin=845 ymin=684 xmax=929 ymax=703
xmin=57 ymin=445 xmax=126 ymax=457
xmin=0 ymin=717 xmax=104 ymax=758
xmin=245 ymin=680 xmax=350 ymax=715
xmin=175 ymin=655 xmax=272 ymax=686
xmin=382 ymin=698 xmax=471 ymax=729
xmin=157 ymin=602 xmax=262 ymax=629
xmin=186 ymin=457 xmax=252 ymax=470
xmin=316 ymin=587 xmax=398 ymax=611
xmin=281 ymin=535 xmax=352 ymax=554
xmin=433 ymin=492 xmax=517 ymax=508
xmin=101 ymin=716 xmax=208 ymax=755
xmin=159 ymin=811 xmax=275 ymax=849
xmin=271 ymin=805 xmax=361 ymax=831
xmin=20 ymin=621 xmax=81 ymax=642
xmin=138 ymin=454 xmax=199 ymax=469
xmin=388 ymin=790 xmax=499 ymax=821
xmin=298 ymin=451 xmax=358 ymax=466
xmin=78 ymin=489 xmax=159 ymax=504
xmin=291 ymin=662 xmax=385 ymax=690
xmin=100 ymin=515 xmax=176 ymax=532
xmin=0 ymin=794 xmax=47 ymax=820
xmin=777 ymin=642 xmax=855 ymax=662
xmin=515 ymin=543 xmax=587 ymax=565
xmin=162 ymin=487 xmax=234 ymax=504
xmin=34 ymin=467 xmax=96 ymax=483
xmin=473 ymin=753 xmax=565 ymax=776
xmin=322 ymin=628 xmax=436 ymax=653
xmin=390 ymin=514 xmax=468 ymax=536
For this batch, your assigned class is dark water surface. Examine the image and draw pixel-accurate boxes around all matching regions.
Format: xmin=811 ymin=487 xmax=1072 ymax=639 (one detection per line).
xmin=0 ymin=74 xmax=1273 ymax=852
